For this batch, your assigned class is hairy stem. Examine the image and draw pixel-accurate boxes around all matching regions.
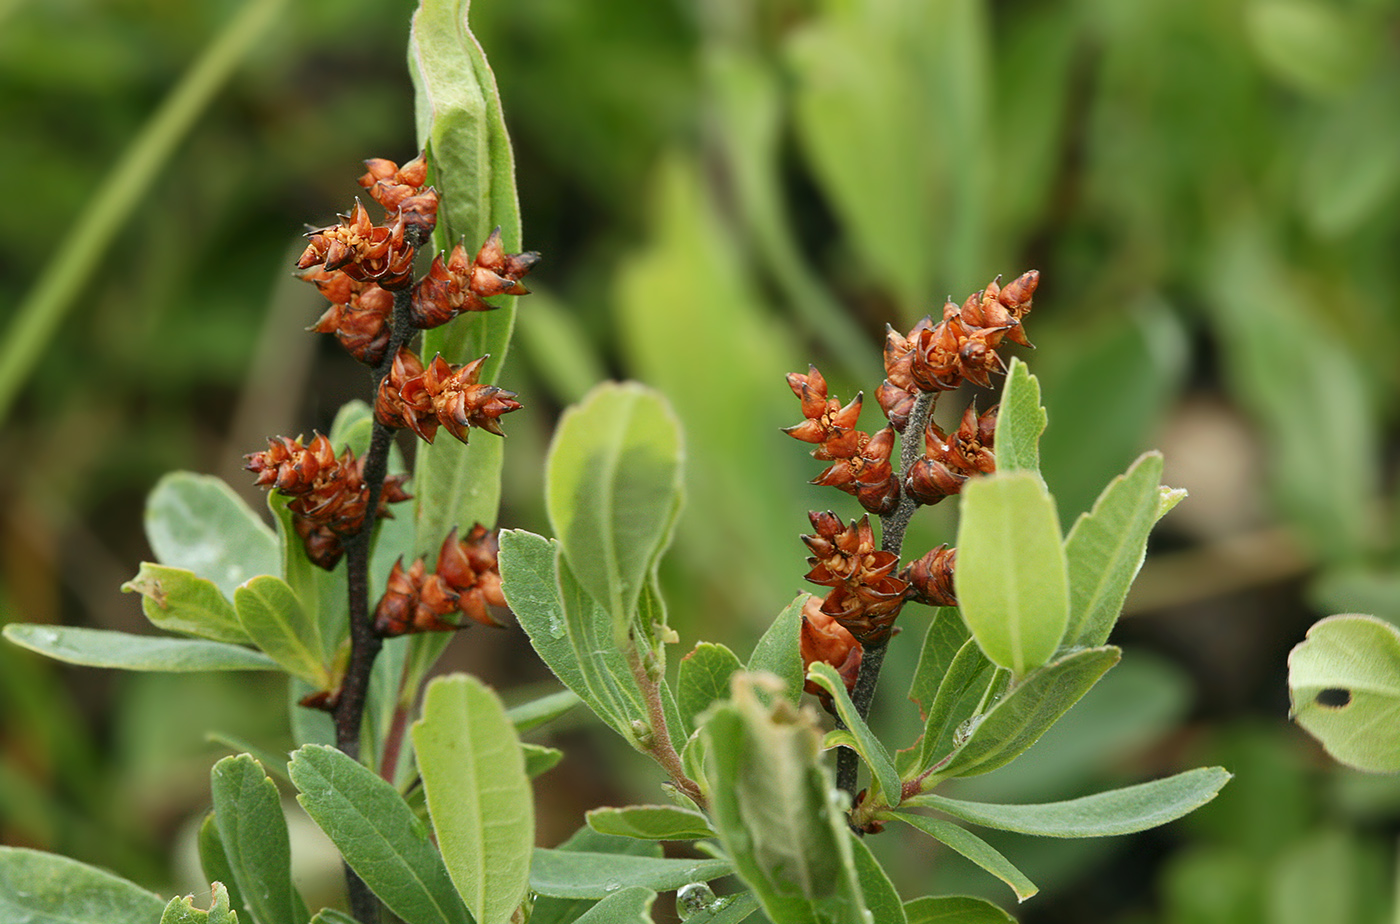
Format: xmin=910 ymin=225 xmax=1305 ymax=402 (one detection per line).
xmin=629 ymin=648 xmax=706 ymax=810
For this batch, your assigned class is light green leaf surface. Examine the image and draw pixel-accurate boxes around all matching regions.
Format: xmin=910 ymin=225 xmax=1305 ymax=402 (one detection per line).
xmin=160 ymin=882 xmax=237 ymax=924
xmin=234 ymin=575 xmax=327 ymax=687
xmin=994 ymin=359 xmax=1046 ymax=475
xmin=529 ymin=826 xmax=663 ymax=924
xmin=955 ymin=471 xmax=1069 ymax=676
xmin=0 ymin=846 xmax=165 ymax=924
xmin=310 ymin=912 xmax=361 ymax=924
xmin=570 ymin=886 xmax=655 ymax=923
xmin=1288 ymin=613 xmax=1400 ymax=773
xmin=910 ymin=636 xmax=994 ymax=775
xmin=903 ymin=895 xmax=1016 ymax=923
xmin=903 ymin=766 xmax=1231 ymax=837
xmin=412 ymin=674 xmax=533 ymax=924
xmin=806 ymin=662 xmax=902 ymax=807
xmin=678 ymin=642 xmax=744 ymax=737
xmin=145 ymin=472 xmax=280 ymax=599
xmin=546 ymin=381 xmax=683 ymax=646
xmin=507 ymin=688 xmax=582 ymax=732
xmin=1062 ymin=452 xmax=1165 ymax=648
xmin=265 ymin=490 xmax=349 ymax=672
xmin=410 ymin=0 xmax=523 ymax=558
xmin=931 ymin=647 xmax=1120 ymax=780
xmin=197 ymin=814 xmax=247 ymax=922
xmin=206 ymin=732 xmax=291 ymax=783
xmin=499 ymin=529 xmax=649 ymax=745
xmin=701 ymin=674 xmax=868 ymax=924
xmin=529 ymin=849 xmax=731 ymax=900
xmin=586 ymin=804 xmax=716 ymax=841
xmin=3 ymin=623 xmax=277 ymax=672
xmin=849 ymin=836 xmax=906 ymax=924
xmin=891 ymin=813 xmax=1037 ymax=902
xmin=748 ymin=595 xmax=808 ymax=705
xmin=210 ymin=754 xmax=306 ymax=924
xmin=908 ymin=608 xmax=970 ymax=717
xmin=290 ymin=745 xmax=471 ymax=924
xmin=680 ymin=891 xmax=762 ymax=923
xmin=122 ymin=562 xmax=250 ymax=644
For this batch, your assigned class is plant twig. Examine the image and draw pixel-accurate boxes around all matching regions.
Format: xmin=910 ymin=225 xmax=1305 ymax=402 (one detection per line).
xmin=628 ymin=648 xmax=706 ymax=810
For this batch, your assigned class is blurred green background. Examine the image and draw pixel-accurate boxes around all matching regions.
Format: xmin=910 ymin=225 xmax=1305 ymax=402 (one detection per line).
xmin=2 ymin=0 xmax=1399 ymax=920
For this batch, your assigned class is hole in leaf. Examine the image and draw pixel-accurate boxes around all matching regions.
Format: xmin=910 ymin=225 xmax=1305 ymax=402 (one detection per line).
xmin=1315 ymin=688 xmax=1352 ymax=708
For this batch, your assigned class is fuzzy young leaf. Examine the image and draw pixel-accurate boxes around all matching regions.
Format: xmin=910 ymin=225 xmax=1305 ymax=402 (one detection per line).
xmin=747 ymin=594 xmax=808 ymax=705
xmin=546 ymin=381 xmax=683 ymax=648
xmin=1289 ymin=613 xmax=1400 ymax=773
xmin=955 ymin=471 xmax=1069 ymax=676
xmin=160 ymin=883 xmax=237 ymax=924
xmin=807 ymin=662 xmax=902 ymax=806
xmin=994 ymin=358 xmax=1046 ymax=475
xmin=122 ymin=563 xmax=250 ymax=644
xmin=1062 ymin=452 xmax=1164 ymax=647
xmin=145 ymin=472 xmax=279 ymax=599
xmin=210 ymin=754 xmax=307 ymax=924
xmin=891 ymin=814 xmax=1037 ymax=902
xmin=233 ymin=575 xmax=327 ymax=688
xmin=701 ymin=674 xmax=869 ymax=923
xmin=412 ymin=674 xmax=533 ymax=924
xmin=290 ymin=744 xmax=472 ymax=924
xmin=499 ymin=529 xmax=650 ymax=745
xmin=903 ymin=895 xmax=1016 ymax=923
xmin=903 ymin=766 xmax=1231 ymax=837
xmin=586 ymin=804 xmax=716 ymax=841
xmin=529 ymin=849 xmax=732 ymax=899
xmin=678 ymin=642 xmax=744 ymax=737
xmin=2 ymin=623 xmax=277 ymax=672
xmin=409 ymin=0 xmax=524 ymax=557
xmin=931 ymin=647 xmax=1120 ymax=781
xmin=0 ymin=846 xmax=165 ymax=924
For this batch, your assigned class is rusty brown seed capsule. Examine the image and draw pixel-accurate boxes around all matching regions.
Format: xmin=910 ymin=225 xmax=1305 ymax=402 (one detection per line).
xmin=435 ymin=524 xmax=507 ymax=627
xmin=903 ymin=544 xmax=958 ymax=607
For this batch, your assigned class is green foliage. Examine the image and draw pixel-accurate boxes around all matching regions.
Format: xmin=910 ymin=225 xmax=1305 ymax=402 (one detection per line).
xmin=2 ymin=623 xmax=278 ymax=672
xmin=122 ymin=563 xmax=251 ymax=645
xmin=160 ymin=882 xmax=239 ymax=924
xmin=527 ymin=850 xmax=731 ymax=900
xmin=586 ymin=804 xmax=716 ymax=841
xmin=0 ymin=846 xmax=165 ymax=924
xmin=144 ymin=472 xmax=281 ymax=600
xmin=210 ymin=754 xmax=308 ymax=924
xmin=1288 ymin=613 xmax=1400 ymax=773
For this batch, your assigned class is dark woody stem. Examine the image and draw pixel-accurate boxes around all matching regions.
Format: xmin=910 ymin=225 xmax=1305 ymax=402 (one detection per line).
xmin=836 ymin=388 xmax=938 ymax=811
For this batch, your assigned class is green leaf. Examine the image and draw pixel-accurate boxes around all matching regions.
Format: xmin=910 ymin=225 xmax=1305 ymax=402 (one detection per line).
xmin=145 ymin=472 xmax=279 ymax=599
xmin=160 ymin=882 xmax=238 ymax=924
xmin=1062 ymin=452 xmax=1165 ymax=648
xmin=528 ymin=849 xmax=732 ymax=899
xmin=849 ymin=836 xmax=906 ymax=924
xmin=806 ymin=662 xmax=902 ymax=807
xmin=197 ymin=813 xmax=248 ymax=922
xmin=931 ymin=647 xmax=1120 ymax=781
xmin=410 ymin=0 xmax=523 ymax=559
xmin=903 ymin=766 xmax=1231 ymax=837
xmin=679 ymin=890 xmax=761 ymax=923
xmin=994 ymin=359 xmax=1046 ymax=475
xmin=499 ymin=529 xmax=649 ymax=745
xmin=700 ymin=673 xmax=868 ymax=924
xmin=909 ymin=635 xmax=994 ymax=775
xmin=210 ymin=754 xmax=307 ymax=924
xmin=955 ymin=471 xmax=1070 ymax=676
xmin=523 ymin=742 xmax=564 ymax=778
xmin=546 ymin=381 xmax=683 ymax=647
xmin=3 ymin=623 xmax=278 ymax=672
xmin=122 ymin=562 xmax=251 ymax=644
xmin=1246 ymin=0 xmax=1375 ymax=97
xmin=903 ymin=895 xmax=1016 ymax=923
xmin=908 ymin=608 xmax=970 ymax=717
xmin=529 ymin=826 xmax=663 ymax=924
xmin=1288 ymin=613 xmax=1400 ymax=773
xmin=266 ymin=491 xmax=349 ymax=670
xmin=747 ymin=594 xmax=808 ymax=705
xmin=310 ymin=912 xmax=361 ymax=924
xmin=571 ymin=887 xmax=655 ymax=923
xmin=678 ymin=642 xmax=744 ymax=737
xmin=289 ymin=744 xmax=471 ymax=924
xmin=207 ymin=732 xmax=291 ymax=784
xmin=508 ymin=688 xmax=582 ymax=732
xmin=586 ymin=804 xmax=716 ymax=841
xmin=891 ymin=813 xmax=1037 ymax=903
xmin=412 ymin=674 xmax=533 ymax=924
xmin=233 ymin=575 xmax=328 ymax=688
xmin=0 ymin=846 xmax=165 ymax=923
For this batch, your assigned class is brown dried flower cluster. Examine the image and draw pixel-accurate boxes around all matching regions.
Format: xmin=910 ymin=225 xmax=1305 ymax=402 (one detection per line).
xmin=411 ymin=228 xmax=540 ymax=329
xmin=374 ymin=348 xmax=522 ymax=445
xmin=373 ymin=524 xmax=507 ymax=636
xmin=244 ymin=434 xmax=411 ymax=570
xmin=784 ymin=367 xmax=900 ymax=516
xmin=799 ymin=594 xmax=862 ymax=707
xmin=802 ymin=512 xmax=909 ymax=647
xmin=905 ymin=402 xmax=998 ymax=507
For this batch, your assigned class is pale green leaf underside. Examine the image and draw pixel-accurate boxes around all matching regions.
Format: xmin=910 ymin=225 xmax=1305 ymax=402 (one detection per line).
xmin=891 ymin=813 xmax=1038 ymax=902
xmin=528 ymin=849 xmax=732 ymax=899
xmin=122 ymin=562 xmax=251 ymax=644
xmin=586 ymin=804 xmax=717 ymax=840
xmin=995 ymin=358 xmax=1046 ymax=474
xmin=144 ymin=471 xmax=279 ymax=600
xmin=903 ymin=894 xmax=1016 ymax=923
xmin=1289 ymin=613 xmax=1400 ymax=773
xmin=0 ymin=846 xmax=165 ymax=924
xmin=3 ymin=623 xmax=277 ymax=672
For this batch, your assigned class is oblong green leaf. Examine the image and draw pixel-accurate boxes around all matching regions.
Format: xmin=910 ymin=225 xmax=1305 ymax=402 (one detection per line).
xmin=1288 ymin=613 xmax=1400 ymax=772
xmin=210 ymin=754 xmax=307 ymax=924
xmin=412 ymin=674 xmax=533 ymax=924
xmin=0 ymin=846 xmax=165 ymax=924
xmin=678 ymin=642 xmax=744 ymax=737
xmin=145 ymin=472 xmax=279 ymax=599
xmin=903 ymin=766 xmax=1231 ymax=837
xmin=197 ymin=813 xmax=247 ymax=922
xmin=122 ymin=562 xmax=250 ymax=644
xmin=586 ymin=804 xmax=716 ymax=841
xmin=572 ymin=886 xmax=655 ymax=923
xmin=806 ymin=662 xmax=902 ymax=807
xmin=931 ymin=647 xmax=1120 ymax=781
xmin=3 ymin=623 xmax=277 ymax=672
xmin=891 ymin=813 xmax=1038 ymax=902
xmin=523 ymin=742 xmax=564 ymax=778
xmin=911 ymin=637 xmax=995 ymax=775
xmin=908 ymin=607 xmax=970 ymax=717
xmin=679 ymin=890 xmax=761 ymax=923
xmin=955 ymin=471 xmax=1069 ymax=676
xmin=747 ymin=595 xmax=808 ymax=705
xmin=529 ymin=849 xmax=732 ymax=900
xmin=507 ymin=688 xmax=582 ymax=732
xmin=903 ymin=895 xmax=1015 ymax=923
xmin=994 ymin=358 xmax=1046 ymax=474
xmin=290 ymin=744 xmax=471 ymax=924
xmin=546 ymin=381 xmax=684 ymax=643
xmin=1063 ymin=452 xmax=1164 ymax=648
xmin=849 ymin=835 xmax=907 ymax=924
xmin=234 ymin=575 xmax=327 ymax=687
